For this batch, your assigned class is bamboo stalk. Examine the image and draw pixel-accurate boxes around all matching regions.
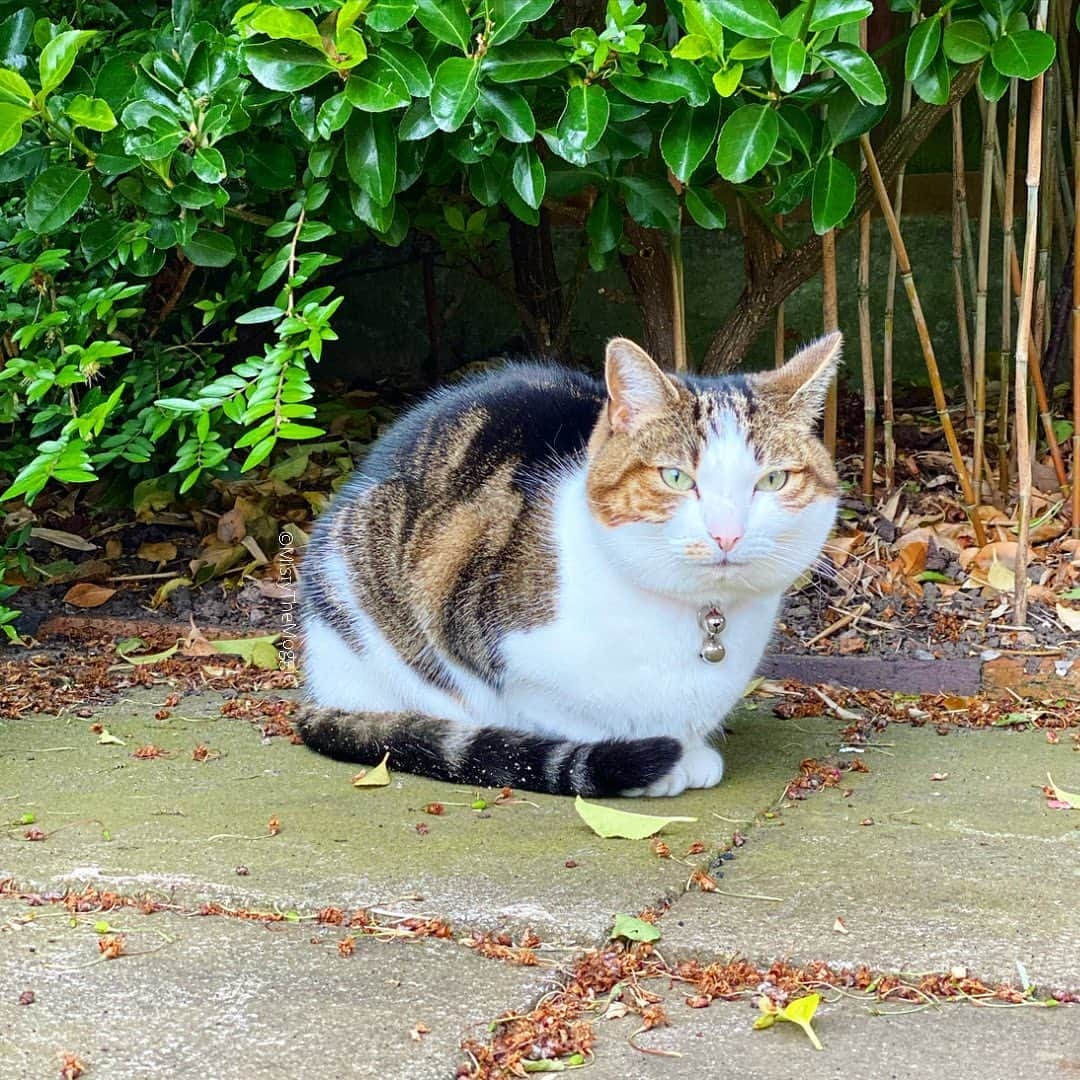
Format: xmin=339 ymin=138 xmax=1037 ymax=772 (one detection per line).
xmin=1073 ymin=62 xmax=1080 ymax=540
xmin=1013 ymin=0 xmax=1049 ymax=625
xmin=881 ymin=14 xmax=916 ymax=493
xmin=998 ymin=79 xmax=1018 ymax=499
xmin=774 ymin=220 xmax=785 ymax=369
xmin=952 ymin=102 xmax=976 ymax=428
xmin=822 ymin=228 xmax=839 ymax=457
xmin=858 ymin=209 xmax=875 ymax=502
xmin=973 ymin=96 xmax=997 ymax=505
xmin=1057 ymin=0 xmax=1075 ymax=143
xmin=670 ymin=220 xmax=688 ymax=372
xmin=860 ymin=133 xmax=986 ymax=547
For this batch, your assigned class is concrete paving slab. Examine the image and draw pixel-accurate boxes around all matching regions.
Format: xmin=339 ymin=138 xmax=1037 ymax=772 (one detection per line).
xmin=0 ymin=900 xmax=547 ymax=1080
xmin=0 ymin=693 xmax=841 ymax=942
xmin=660 ymin=726 xmax=1080 ymax=987
xmin=589 ymin=992 xmax=1080 ymax=1079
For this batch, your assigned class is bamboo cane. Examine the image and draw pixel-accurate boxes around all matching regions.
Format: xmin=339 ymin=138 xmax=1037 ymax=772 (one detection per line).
xmin=953 ymin=102 xmax=976 ymax=428
xmin=1073 ymin=61 xmax=1080 ymax=540
xmin=860 ymin=134 xmax=987 ymax=547
xmin=670 ymin=218 xmax=688 ymax=372
xmin=858 ymin=209 xmax=875 ymax=502
xmin=1013 ymin=0 xmax=1049 ymax=625
xmin=998 ymin=79 xmax=1018 ymax=499
xmin=973 ymin=96 xmax=997 ymax=504
xmin=822 ymin=228 xmax=839 ymax=456
xmin=774 ymin=220 xmax=785 ymax=369
xmin=881 ymin=13 xmax=916 ymax=492
xmin=1057 ymin=0 xmax=1075 ymax=143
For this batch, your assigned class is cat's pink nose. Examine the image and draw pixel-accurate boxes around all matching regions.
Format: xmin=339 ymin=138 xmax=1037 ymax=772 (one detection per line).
xmin=712 ymin=531 xmax=742 ymax=553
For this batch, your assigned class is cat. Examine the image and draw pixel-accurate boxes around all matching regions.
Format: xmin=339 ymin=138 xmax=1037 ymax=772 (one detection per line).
xmin=295 ymin=332 xmax=841 ymax=797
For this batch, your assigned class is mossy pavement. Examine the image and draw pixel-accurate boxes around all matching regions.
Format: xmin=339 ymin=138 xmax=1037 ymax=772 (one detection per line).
xmin=1 ymin=686 xmax=1078 ymax=1078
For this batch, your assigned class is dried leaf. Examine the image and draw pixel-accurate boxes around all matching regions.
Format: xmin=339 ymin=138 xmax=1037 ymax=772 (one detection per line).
xmin=1056 ymin=604 xmax=1080 ymax=632
xmin=987 ymin=558 xmax=1015 ymax=593
xmin=119 ymin=642 xmax=179 ymax=666
xmin=832 ymin=917 xmax=848 ymax=934
xmin=352 ymin=752 xmax=391 ymax=788
xmin=610 ymin=914 xmax=661 ymax=943
xmin=96 ymin=728 xmax=125 ymax=746
xmin=62 ymin=582 xmax=116 ymax=608
xmin=574 ymin=796 xmax=696 ymax=840
xmin=30 ymin=527 xmax=97 ymax=552
xmin=216 ymin=507 xmax=247 ymax=544
xmin=136 ymin=541 xmax=177 ymax=563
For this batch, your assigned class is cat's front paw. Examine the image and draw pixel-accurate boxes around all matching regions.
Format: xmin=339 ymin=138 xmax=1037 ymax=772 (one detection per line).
xmin=627 ymin=744 xmax=724 ymax=798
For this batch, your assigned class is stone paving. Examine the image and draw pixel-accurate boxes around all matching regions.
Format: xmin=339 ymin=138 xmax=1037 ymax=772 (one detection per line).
xmin=2 ymin=687 xmax=1078 ymax=1078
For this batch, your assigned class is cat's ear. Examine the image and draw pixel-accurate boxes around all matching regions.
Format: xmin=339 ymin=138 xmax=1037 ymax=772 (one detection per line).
xmin=604 ymin=338 xmax=678 ymax=433
xmin=757 ymin=332 xmax=843 ymax=422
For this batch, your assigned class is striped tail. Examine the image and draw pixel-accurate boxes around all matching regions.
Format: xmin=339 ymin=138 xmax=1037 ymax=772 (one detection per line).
xmin=293 ymin=704 xmax=682 ymax=797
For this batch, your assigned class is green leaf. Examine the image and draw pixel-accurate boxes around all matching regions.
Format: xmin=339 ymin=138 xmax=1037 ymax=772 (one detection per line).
xmin=684 ymin=185 xmax=726 ymax=229
xmin=367 ymin=0 xmax=417 ymax=33
xmin=345 ymin=111 xmax=397 ymax=207
xmin=770 ymin=35 xmax=806 ymax=93
xmin=65 ymin=94 xmax=117 ymax=132
xmin=25 ymin=166 xmax=90 ymax=233
xmin=990 ymin=30 xmax=1056 ymax=80
xmin=38 ymin=29 xmax=96 ymax=95
xmin=712 ymin=64 xmax=743 ymax=97
xmin=0 ymin=101 xmax=30 ymax=154
xmin=182 ymin=229 xmax=236 ymax=267
xmin=574 ymin=796 xmax=697 ymax=840
xmin=672 ymin=34 xmax=713 ymax=60
xmin=978 ymin=60 xmax=1008 ymax=102
xmin=192 ymin=146 xmax=226 ymax=183
xmin=825 ymin=87 xmax=886 ymax=146
xmin=715 ymin=104 xmax=778 ymax=184
xmin=352 ymin=750 xmax=391 ymax=786
xmin=430 ymin=56 xmax=479 ymax=132
xmin=816 ymin=43 xmax=887 ymax=105
xmin=345 ymin=57 xmax=411 ymax=112
xmin=245 ymin=40 xmax=334 ymax=91
xmin=610 ymin=60 xmax=709 ymax=105
xmin=916 ymin=570 xmax=953 ymax=583
xmin=808 ymin=0 xmax=872 ymax=31
xmin=556 ymin=83 xmax=609 ymax=152
xmin=0 ymin=68 xmax=33 ymax=106
xmin=777 ymin=105 xmax=815 ymax=158
xmin=942 ymin=19 xmax=991 ymax=64
xmin=701 ymin=0 xmax=782 ymax=39
xmin=489 ymin=0 xmax=557 ymax=46
xmin=618 ymin=177 xmax=678 ymax=231
xmin=586 ymin=190 xmax=620 ymax=253
xmin=912 ymin=50 xmax=950 ymax=105
xmin=660 ymin=100 xmax=719 ymax=183
xmin=905 ymin=16 xmax=941 ymax=82
xmin=811 ymin=153 xmax=855 ymax=232
xmin=246 ymin=5 xmax=323 ymax=49
xmin=476 ymin=84 xmax=536 ymax=143
xmin=317 ymin=92 xmax=353 ymax=136
xmin=511 ymin=142 xmax=545 ymax=209
xmin=378 ymin=42 xmax=432 ymax=97
xmin=730 ymin=37 xmax=771 ymax=61
xmin=610 ymin=914 xmax=662 ymax=943
xmin=483 ymin=42 xmax=568 ymax=83
xmin=754 ymin=992 xmax=824 ymax=1050
xmin=416 ymin=0 xmax=472 ymax=51
xmin=235 ymin=306 xmax=285 ymax=324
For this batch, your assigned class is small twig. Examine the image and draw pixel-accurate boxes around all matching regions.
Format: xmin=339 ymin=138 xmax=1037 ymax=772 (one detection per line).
xmin=804 ymin=603 xmax=870 ymax=646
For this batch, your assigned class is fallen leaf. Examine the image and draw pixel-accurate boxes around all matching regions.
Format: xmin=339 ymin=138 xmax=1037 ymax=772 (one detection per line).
xmin=929 ymin=772 xmax=949 ymax=781
xmin=136 ymin=541 xmax=177 ymax=563
xmin=216 ymin=507 xmax=247 ymax=544
xmin=409 ymin=1022 xmax=431 ymax=1042
xmin=62 ymin=582 xmax=116 ymax=608
xmin=574 ymin=796 xmax=697 ymax=840
xmin=987 ymin=558 xmax=1015 ymax=593
xmin=119 ymin=643 xmax=179 ymax=666
xmin=207 ymin=634 xmax=281 ymax=669
xmin=352 ymin=752 xmax=391 ymax=788
xmin=30 ymin=527 xmax=97 ymax=552
xmin=96 ymin=728 xmax=125 ymax=746
xmin=1047 ymin=774 xmax=1080 ymax=809
xmin=1056 ymin=604 xmax=1080 ymax=632
xmin=832 ymin=917 xmax=848 ymax=934
xmin=151 ymin=576 xmax=192 ymax=609
xmin=610 ymin=914 xmax=661 ymax=943
xmin=753 ymin=992 xmax=823 ymax=1050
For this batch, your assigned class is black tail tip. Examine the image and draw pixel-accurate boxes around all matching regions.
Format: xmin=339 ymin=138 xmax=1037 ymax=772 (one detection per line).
xmin=584 ymin=736 xmax=683 ymax=796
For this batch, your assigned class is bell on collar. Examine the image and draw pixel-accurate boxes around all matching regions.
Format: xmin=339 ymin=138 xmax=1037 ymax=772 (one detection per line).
xmin=700 ymin=639 xmax=726 ymax=663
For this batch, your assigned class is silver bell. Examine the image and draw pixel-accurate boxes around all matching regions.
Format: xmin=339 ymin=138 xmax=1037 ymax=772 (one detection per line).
xmin=699 ymin=608 xmax=726 ymax=635
xmin=700 ymin=639 xmax=726 ymax=663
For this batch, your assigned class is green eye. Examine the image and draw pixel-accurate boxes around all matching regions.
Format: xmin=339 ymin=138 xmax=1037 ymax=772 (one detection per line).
xmin=660 ymin=467 xmax=695 ymax=492
xmin=756 ymin=469 xmax=789 ymax=492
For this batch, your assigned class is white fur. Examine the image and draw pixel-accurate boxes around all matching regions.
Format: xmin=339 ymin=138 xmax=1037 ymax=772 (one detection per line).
xmin=305 ymin=412 xmax=836 ymax=797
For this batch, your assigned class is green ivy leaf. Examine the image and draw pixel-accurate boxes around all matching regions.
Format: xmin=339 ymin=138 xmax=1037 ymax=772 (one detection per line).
xmin=715 ymin=104 xmax=778 ymax=183
xmin=701 ymin=0 xmax=782 ymax=40
xmin=808 ymin=0 xmax=873 ymax=32
xmin=816 ymin=42 xmax=887 ymax=105
xmin=182 ymin=229 xmax=237 ymax=267
xmin=770 ymin=35 xmax=806 ymax=93
xmin=482 ymin=41 xmax=568 ymax=83
xmin=345 ymin=111 xmax=397 ymax=207
xmin=510 ymin=142 xmax=545 ymax=209
xmin=476 ymin=84 xmax=536 ymax=143
xmin=429 ymin=56 xmax=479 ymax=132
xmin=811 ymin=153 xmax=855 ymax=233
xmin=556 ymin=83 xmax=609 ymax=152
xmin=904 ymin=15 xmax=941 ymax=82
xmin=245 ymin=40 xmax=334 ymax=91
xmin=990 ymin=30 xmax=1056 ymax=80
xmin=344 ymin=57 xmax=411 ymax=112
xmin=25 ymin=165 xmax=91 ymax=233
xmin=415 ymin=0 xmax=472 ymax=52
xmin=684 ymin=185 xmax=727 ymax=229
xmin=38 ymin=29 xmax=96 ymax=96
xmin=942 ymin=19 xmax=991 ymax=64
xmin=660 ymin=99 xmax=719 ymax=183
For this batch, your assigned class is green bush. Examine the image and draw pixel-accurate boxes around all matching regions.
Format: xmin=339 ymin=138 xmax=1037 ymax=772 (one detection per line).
xmin=0 ymin=0 xmax=1058 ymax=633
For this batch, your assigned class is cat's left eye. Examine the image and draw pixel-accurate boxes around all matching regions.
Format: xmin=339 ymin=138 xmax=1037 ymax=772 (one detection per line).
xmin=660 ymin=467 xmax=695 ymax=492
xmin=756 ymin=469 xmax=789 ymax=492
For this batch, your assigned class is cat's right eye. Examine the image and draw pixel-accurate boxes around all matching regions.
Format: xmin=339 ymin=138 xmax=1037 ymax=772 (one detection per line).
xmin=659 ymin=467 xmax=695 ymax=492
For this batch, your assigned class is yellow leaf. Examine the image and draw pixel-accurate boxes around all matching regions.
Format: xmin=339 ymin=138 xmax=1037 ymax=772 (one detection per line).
xmin=136 ymin=541 xmax=177 ymax=563
xmin=120 ymin=642 xmax=179 ymax=666
xmin=987 ymin=558 xmax=1015 ymax=592
xmin=352 ymin=752 xmax=391 ymax=788
xmin=1056 ymin=604 xmax=1080 ymax=632
xmin=753 ymin=992 xmax=823 ymax=1050
xmin=574 ymin=796 xmax=697 ymax=840
xmin=209 ymin=634 xmax=281 ymax=668
xmin=97 ymin=728 xmax=125 ymax=746
xmin=1048 ymin=774 xmax=1080 ymax=808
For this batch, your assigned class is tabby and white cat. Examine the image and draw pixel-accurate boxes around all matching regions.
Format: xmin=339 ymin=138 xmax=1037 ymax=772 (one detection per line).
xmin=295 ymin=333 xmax=841 ymax=797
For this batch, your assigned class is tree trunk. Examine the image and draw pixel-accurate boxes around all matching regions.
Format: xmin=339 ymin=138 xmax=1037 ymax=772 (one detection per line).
xmin=509 ymin=209 xmax=564 ymax=356
xmin=700 ymin=63 xmax=981 ymax=374
xmin=619 ymin=219 xmax=676 ymax=369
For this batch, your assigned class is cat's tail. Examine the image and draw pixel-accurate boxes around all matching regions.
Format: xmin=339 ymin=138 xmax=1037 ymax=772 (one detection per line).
xmin=293 ymin=704 xmax=682 ymax=797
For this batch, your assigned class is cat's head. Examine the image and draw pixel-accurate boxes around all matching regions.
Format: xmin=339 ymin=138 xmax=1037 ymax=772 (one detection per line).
xmin=585 ymin=334 xmax=841 ymax=600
